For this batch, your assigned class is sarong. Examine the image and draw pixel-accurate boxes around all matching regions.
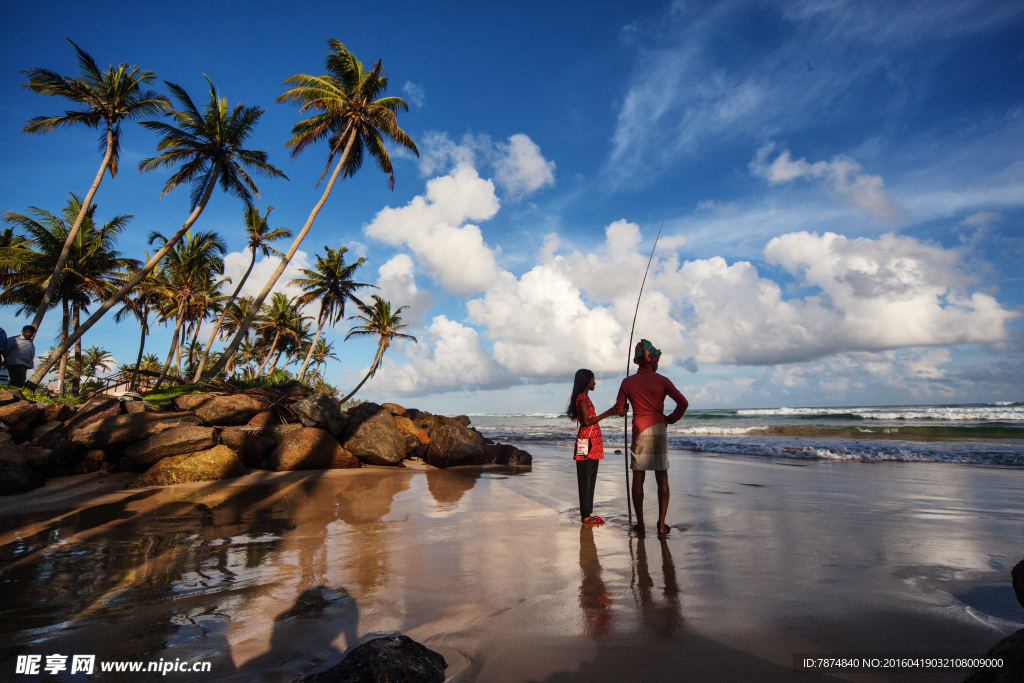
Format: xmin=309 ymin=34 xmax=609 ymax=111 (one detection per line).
xmin=630 ymin=422 xmax=668 ymax=471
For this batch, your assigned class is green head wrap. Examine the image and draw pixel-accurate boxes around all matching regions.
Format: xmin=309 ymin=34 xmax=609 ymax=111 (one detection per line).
xmin=634 ymin=339 xmax=662 ymax=365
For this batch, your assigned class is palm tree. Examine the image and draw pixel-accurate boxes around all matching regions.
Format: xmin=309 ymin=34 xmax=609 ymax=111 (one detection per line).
xmin=253 ymin=293 xmax=307 ymax=377
xmin=20 ymin=40 xmax=170 ymax=330
xmin=82 ymin=346 xmax=116 ymax=378
xmin=115 ymin=257 xmax=163 ymax=391
xmin=309 ymin=338 xmax=339 ymax=377
xmin=192 ymin=205 xmax=291 ymax=380
xmin=207 ymin=39 xmax=417 ymax=379
xmin=339 ymin=295 xmax=417 ymax=403
xmin=28 ymin=78 xmax=285 ymax=388
xmin=291 ymin=245 xmax=373 ymax=381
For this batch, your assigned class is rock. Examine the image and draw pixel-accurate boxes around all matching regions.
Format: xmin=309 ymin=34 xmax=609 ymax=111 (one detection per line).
xmin=173 ymin=392 xmax=268 ymax=425
xmin=1013 ymin=558 xmax=1024 ymax=609
xmin=61 ymin=395 xmax=121 ymax=434
xmin=0 ymin=402 xmax=41 ymax=431
xmin=123 ymin=400 xmax=158 ymax=414
xmin=452 ymin=415 xmax=471 ymax=427
xmin=69 ymin=412 xmax=202 ymax=448
xmin=247 ymin=408 xmax=280 ymax=428
xmin=123 ymin=425 xmax=219 ymax=467
xmin=301 ymin=635 xmax=446 ymax=683
xmin=260 ymin=427 xmax=360 ymax=472
xmin=126 ymin=445 xmax=246 ymax=488
xmin=0 ymin=389 xmax=26 ymax=406
xmin=293 ymin=393 xmax=349 ymax=437
xmin=340 ymin=403 xmax=407 ymax=466
xmin=219 ymin=427 xmax=277 ymax=467
xmin=30 ymin=420 xmax=64 ymax=442
xmin=75 ymin=449 xmax=110 ymax=474
xmin=381 ymin=402 xmax=406 ymax=416
xmin=42 ymin=403 xmax=73 ymax=423
xmin=394 ymin=416 xmax=430 ymax=445
xmin=277 ymin=380 xmax=313 ymax=401
xmin=0 ymin=432 xmax=49 ymax=466
xmin=261 ymin=423 xmax=303 ymax=444
xmin=478 ymin=443 xmax=533 ymax=467
xmin=0 ymin=459 xmax=45 ymax=496
xmin=424 ymin=424 xmax=484 ymax=469
xmin=402 ymin=432 xmax=427 ymax=459
xmin=962 ymin=628 xmax=1024 ymax=683
xmin=466 ymin=427 xmax=486 ymax=444
xmin=27 ymin=432 xmax=83 ymax=475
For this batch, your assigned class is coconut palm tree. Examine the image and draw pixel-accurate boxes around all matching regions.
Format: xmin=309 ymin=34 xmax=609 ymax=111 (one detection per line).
xmin=290 ymin=245 xmax=373 ymax=381
xmin=253 ymin=293 xmax=307 ymax=377
xmin=115 ymin=256 xmax=164 ymax=391
xmin=28 ymin=78 xmax=285 ymax=388
xmin=309 ymin=338 xmax=339 ymax=377
xmin=208 ymin=39 xmax=417 ymax=379
xmin=339 ymin=295 xmax=416 ymax=403
xmin=192 ymin=205 xmax=291 ymax=380
xmin=82 ymin=345 xmax=116 ymax=378
xmin=20 ymin=40 xmax=170 ymax=330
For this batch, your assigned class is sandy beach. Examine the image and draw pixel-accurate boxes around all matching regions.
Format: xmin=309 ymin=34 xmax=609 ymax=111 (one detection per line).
xmin=2 ymin=447 xmax=1022 ymax=682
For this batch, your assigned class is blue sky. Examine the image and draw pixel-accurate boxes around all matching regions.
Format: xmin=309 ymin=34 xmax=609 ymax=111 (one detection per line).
xmin=2 ymin=0 xmax=1022 ymax=413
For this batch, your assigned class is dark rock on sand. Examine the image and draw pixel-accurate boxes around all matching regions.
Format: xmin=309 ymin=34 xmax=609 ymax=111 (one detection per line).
xmin=261 ymin=423 xmax=303 ymax=444
xmin=69 ymin=412 xmax=202 ymax=448
xmin=0 ymin=432 xmax=49 ymax=466
xmin=341 ymin=403 xmax=406 ymax=466
xmin=260 ymin=427 xmax=360 ymax=471
xmin=76 ymin=449 xmax=112 ymax=474
xmin=424 ymin=424 xmax=483 ymax=469
xmin=42 ymin=402 xmax=74 ymax=423
xmin=962 ymin=629 xmax=1024 ymax=683
xmin=127 ymin=444 xmax=246 ymax=488
xmin=123 ymin=399 xmax=158 ymax=414
xmin=451 ymin=415 xmax=471 ymax=428
xmin=0 ymin=402 xmax=41 ymax=432
xmin=27 ymin=431 xmax=83 ymax=474
xmin=1012 ymin=558 xmax=1024 ymax=609
xmin=0 ymin=389 xmax=26 ymax=406
xmin=302 ymin=635 xmax=446 ymax=683
xmin=478 ymin=443 xmax=533 ymax=467
xmin=394 ymin=416 xmax=430 ymax=445
xmin=30 ymin=420 xmax=64 ymax=442
xmin=220 ymin=427 xmax=277 ymax=467
xmin=173 ymin=392 xmax=267 ymax=425
xmin=123 ymin=425 xmax=219 ymax=467
xmin=62 ymin=395 xmax=120 ymax=433
xmin=293 ymin=393 xmax=349 ymax=437
xmin=0 ymin=459 xmax=45 ymax=495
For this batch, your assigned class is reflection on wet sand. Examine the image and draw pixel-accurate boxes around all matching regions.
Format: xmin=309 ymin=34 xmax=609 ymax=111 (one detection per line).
xmin=631 ymin=536 xmax=684 ymax=638
xmin=578 ymin=526 xmax=612 ymax=637
xmin=426 ymin=467 xmax=481 ymax=506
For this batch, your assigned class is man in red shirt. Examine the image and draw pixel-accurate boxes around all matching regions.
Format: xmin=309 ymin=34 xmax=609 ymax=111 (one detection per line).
xmin=615 ymin=340 xmax=688 ymax=537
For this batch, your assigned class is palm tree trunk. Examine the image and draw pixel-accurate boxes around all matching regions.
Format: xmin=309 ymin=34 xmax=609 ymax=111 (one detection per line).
xmin=193 ymin=250 xmax=255 ymax=381
xmin=186 ymin=317 xmax=202 ymax=371
xmin=28 ymin=162 xmax=223 ymax=388
xmin=207 ymin=125 xmax=356 ymax=379
xmin=72 ymin=304 xmax=82 ymax=397
xmin=339 ymin=368 xmax=373 ymax=405
xmin=155 ymin=302 xmax=187 ymax=390
xmin=256 ymin=330 xmax=280 ymax=378
xmin=338 ymin=342 xmax=385 ymax=404
xmin=268 ymin=350 xmax=284 ymax=374
xmin=58 ymin=299 xmax=70 ymax=396
xmin=130 ymin=306 xmax=148 ymax=392
xmin=297 ymin=317 xmax=326 ymax=381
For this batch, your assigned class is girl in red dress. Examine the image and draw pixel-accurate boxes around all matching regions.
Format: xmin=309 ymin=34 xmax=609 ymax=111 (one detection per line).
xmin=566 ymin=369 xmax=621 ymax=525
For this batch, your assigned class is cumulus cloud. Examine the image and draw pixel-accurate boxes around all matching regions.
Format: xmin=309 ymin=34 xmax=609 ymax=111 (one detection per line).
xmin=222 ymin=250 xmax=310 ymax=302
xmin=374 ymin=254 xmax=434 ymax=328
xmin=492 ymin=134 xmax=556 ymax=199
xmin=402 ymin=81 xmax=425 ymax=107
xmin=750 ymin=144 xmax=906 ymax=220
xmin=364 ymin=163 xmax=501 ymax=294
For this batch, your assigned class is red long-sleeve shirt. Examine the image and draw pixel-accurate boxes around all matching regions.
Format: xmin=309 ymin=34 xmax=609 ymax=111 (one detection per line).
xmin=614 ymin=366 xmax=688 ymax=443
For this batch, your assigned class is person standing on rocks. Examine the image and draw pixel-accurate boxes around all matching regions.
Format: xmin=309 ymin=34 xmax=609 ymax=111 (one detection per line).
xmin=5 ymin=325 xmax=36 ymax=388
xmin=614 ymin=340 xmax=688 ymax=537
xmin=567 ymin=368 xmax=621 ymax=525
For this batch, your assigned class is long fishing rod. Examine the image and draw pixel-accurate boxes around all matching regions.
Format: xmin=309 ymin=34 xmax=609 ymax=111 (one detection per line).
xmin=624 ymin=221 xmax=664 ymax=528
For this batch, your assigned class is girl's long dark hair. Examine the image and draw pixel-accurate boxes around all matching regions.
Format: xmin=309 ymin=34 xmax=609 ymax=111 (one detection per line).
xmin=566 ymin=368 xmax=595 ymax=421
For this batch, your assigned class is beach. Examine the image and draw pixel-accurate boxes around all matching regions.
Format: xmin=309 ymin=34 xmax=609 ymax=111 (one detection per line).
xmin=2 ymin=445 xmax=1021 ymax=682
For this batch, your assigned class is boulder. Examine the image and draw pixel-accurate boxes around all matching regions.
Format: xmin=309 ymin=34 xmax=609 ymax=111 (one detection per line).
xmin=173 ymin=392 xmax=267 ymax=425
xmin=0 ymin=432 xmax=49 ymax=466
xmin=340 ymin=403 xmax=407 ymax=466
xmin=0 ymin=389 xmax=26 ymax=406
xmin=293 ymin=393 xmax=349 ymax=437
xmin=0 ymin=459 xmax=45 ymax=496
xmin=30 ymin=420 xmax=64 ymax=442
xmin=402 ymin=432 xmax=427 ymax=459
xmin=75 ymin=449 xmax=110 ymax=474
xmin=27 ymin=432 xmax=83 ymax=475
xmin=382 ymin=402 xmax=406 ymax=416
xmin=126 ymin=445 xmax=246 ymax=488
xmin=123 ymin=400 xmax=158 ymax=414
xmin=260 ymin=427 xmax=360 ymax=471
xmin=42 ymin=402 xmax=73 ymax=423
xmin=277 ymin=380 xmax=313 ymax=401
xmin=246 ymin=408 xmax=280 ymax=428
xmin=69 ymin=412 xmax=202 ymax=448
xmin=123 ymin=425 xmax=219 ymax=467
xmin=478 ymin=443 xmax=533 ymax=467
xmin=452 ymin=415 xmax=471 ymax=427
xmin=394 ymin=416 xmax=430 ymax=445
xmin=1013 ymin=558 xmax=1024 ymax=609
xmin=962 ymin=629 xmax=1024 ymax=683
xmin=301 ymin=635 xmax=446 ymax=683
xmin=424 ymin=424 xmax=484 ymax=469
xmin=61 ymin=395 xmax=121 ymax=434
xmin=0 ymin=402 xmax=40 ymax=431
xmin=220 ymin=427 xmax=277 ymax=467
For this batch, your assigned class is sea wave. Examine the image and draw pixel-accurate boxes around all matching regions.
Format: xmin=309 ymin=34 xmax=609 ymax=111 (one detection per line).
xmin=736 ymin=406 xmax=1024 ymax=422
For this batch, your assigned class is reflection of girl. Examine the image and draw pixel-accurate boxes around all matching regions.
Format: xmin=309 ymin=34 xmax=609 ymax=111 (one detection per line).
xmin=566 ymin=369 xmax=621 ymax=525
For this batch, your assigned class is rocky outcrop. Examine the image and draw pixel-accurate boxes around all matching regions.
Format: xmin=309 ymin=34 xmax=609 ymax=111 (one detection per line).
xmin=260 ymin=423 xmax=303 ymax=444
xmin=220 ymin=427 xmax=277 ymax=467
xmin=27 ymin=431 xmax=83 ymax=475
xmin=424 ymin=424 xmax=483 ymax=469
xmin=451 ymin=415 xmax=471 ymax=428
xmin=478 ymin=443 xmax=533 ymax=467
xmin=69 ymin=412 xmax=201 ymax=448
xmin=260 ymin=427 xmax=360 ymax=471
xmin=126 ymin=445 xmax=246 ymax=488
xmin=0 ymin=402 xmax=41 ymax=432
xmin=123 ymin=425 xmax=219 ymax=468
xmin=61 ymin=395 xmax=120 ymax=434
xmin=0 ymin=432 xmax=49 ymax=466
xmin=246 ymin=408 xmax=280 ymax=428
xmin=382 ymin=402 xmax=407 ymax=416
xmin=302 ymin=635 xmax=446 ymax=683
xmin=293 ymin=393 xmax=348 ymax=437
xmin=172 ymin=392 xmax=267 ymax=425
xmin=277 ymin=380 xmax=313 ymax=401
xmin=42 ymin=403 xmax=73 ymax=423
xmin=340 ymin=403 xmax=406 ymax=466
xmin=394 ymin=416 xmax=430 ymax=445
xmin=0 ymin=459 xmax=45 ymax=495
xmin=123 ymin=400 xmax=158 ymax=414
xmin=0 ymin=389 xmax=26 ymax=406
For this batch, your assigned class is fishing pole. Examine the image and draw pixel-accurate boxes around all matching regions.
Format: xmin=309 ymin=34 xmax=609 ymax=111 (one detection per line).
xmin=624 ymin=221 xmax=664 ymax=529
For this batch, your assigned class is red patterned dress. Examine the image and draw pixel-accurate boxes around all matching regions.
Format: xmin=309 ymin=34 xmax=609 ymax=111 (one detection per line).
xmin=575 ymin=394 xmax=605 ymax=461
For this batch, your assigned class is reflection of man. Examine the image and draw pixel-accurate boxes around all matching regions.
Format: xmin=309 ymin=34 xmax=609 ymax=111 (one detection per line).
xmin=615 ymin=340 xmax=688 ymax=537
xmin=632 ymin=537 xmax=684 ymax=638
xmin=5 ymin=325 xmax=37 ymax=388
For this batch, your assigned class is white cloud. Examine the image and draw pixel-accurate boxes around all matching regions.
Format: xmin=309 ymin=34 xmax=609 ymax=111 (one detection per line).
xmin=222 ymin=250 xmax=309 ymax=303
xmin=374 ymin=254 xmax=434 ymax=328
xmin=750 ymin=144 xmax=906 ymax=220
xmin=402 ymin=81 xmax=425 ymax=107
xmin=492 ymin=134 xmax=556 ymax=199
xmin=364 ymin=163 xmax=501 ymax=294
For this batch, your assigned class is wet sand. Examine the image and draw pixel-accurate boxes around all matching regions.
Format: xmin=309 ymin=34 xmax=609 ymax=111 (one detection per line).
xmin=1 ymin=447 xmax=1022 ymax=682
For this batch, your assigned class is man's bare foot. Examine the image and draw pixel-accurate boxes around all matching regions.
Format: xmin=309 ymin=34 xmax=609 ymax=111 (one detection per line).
xmin=657 ymin=523 xmax=670 ymax=536
xmin=630 ymin=523 xmax=646 ymax=538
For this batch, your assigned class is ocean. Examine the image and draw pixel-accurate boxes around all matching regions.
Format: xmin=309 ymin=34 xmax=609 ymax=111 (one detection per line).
xmin=469 ymin=402 xmax=1024 ymax=467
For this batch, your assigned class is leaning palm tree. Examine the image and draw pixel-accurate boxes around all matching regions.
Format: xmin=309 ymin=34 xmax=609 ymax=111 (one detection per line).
xmin=20 ymin=40 xmax=170 ymax=330
xmin=291 ymin=245 xmax=373 ymax=381
xmin=192 ymin=205 xmax=291 ymax=380
xmin=253 ymin=292 xmax=307 ymax=377
xmin=207 ymin=39 xmax=417 ymax=379
xmin=339 ymin=295 xmax=416 ymax=403
xmin=28 ymin=78 xmax=285 ymax=388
